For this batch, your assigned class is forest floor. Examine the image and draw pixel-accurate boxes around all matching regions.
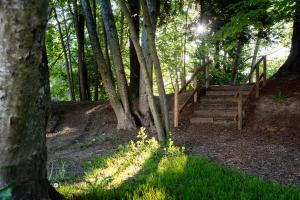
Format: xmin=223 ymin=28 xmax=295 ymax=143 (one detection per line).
xmin=47 ymin=75 xmax=300 ymax=187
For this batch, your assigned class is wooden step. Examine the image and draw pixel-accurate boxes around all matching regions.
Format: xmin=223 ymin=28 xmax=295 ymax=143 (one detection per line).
xmin=200 ymin=96 xmax=244 ymax=104
xmin=190 ymin=117 xmax=236 ymax=125
xmin=208 ymin=84 xmax=253 ymax=91
xmin=194 ymin=109 xmax=236 ymax=117
xmin=206 ymin=90 xmax=249 ymax=96
xmin=197 ymin=103 xmax=237 ymax=110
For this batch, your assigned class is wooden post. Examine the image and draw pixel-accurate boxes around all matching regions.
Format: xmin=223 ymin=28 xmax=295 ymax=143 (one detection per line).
xmin=256 ymin=64 xmax=259 ymax=98
xmin=194 ymin=68 xmax=198 ymax=103
xmin=205 ymin=63 xmax=209 ymax=88
xmin=238 ymin=94 xmax=243 ymax=130
xmin=263 ymin=56 xmax=267 ymax=87
xmin=174 ymin=82 xmax=179 ymax=127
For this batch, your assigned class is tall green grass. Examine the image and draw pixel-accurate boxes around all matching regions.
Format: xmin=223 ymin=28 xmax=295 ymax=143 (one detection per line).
xmin=58 ymin=128 xmax=300 ymax=200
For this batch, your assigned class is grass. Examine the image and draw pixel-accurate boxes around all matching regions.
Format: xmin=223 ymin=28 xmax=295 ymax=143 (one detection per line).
xmin=58 ymin=128 xmax=300 ymax=200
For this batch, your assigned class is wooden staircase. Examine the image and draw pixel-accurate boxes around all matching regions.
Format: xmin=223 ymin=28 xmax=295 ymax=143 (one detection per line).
xmin=190 ymin=85 xmax=252 ymax=125
xmin=173 ymin=56 xmax=268 ymax=130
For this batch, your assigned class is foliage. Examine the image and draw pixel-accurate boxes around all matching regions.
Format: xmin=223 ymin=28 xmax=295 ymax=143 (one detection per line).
xmin=273 ymin=91 xmax=288 ymax=104
xmin=58 ymin=129 xmax=300 ymax=199
xmin=0 ymin=184 xmax=14 ymax=200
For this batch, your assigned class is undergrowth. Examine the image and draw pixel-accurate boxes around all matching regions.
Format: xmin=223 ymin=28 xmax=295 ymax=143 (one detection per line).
xmin=58 ymin=128 xmax=300 ymax=200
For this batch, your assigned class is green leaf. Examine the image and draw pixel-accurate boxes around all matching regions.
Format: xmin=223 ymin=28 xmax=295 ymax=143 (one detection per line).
xmin=0 ymin=184 xmax=14 ymax=200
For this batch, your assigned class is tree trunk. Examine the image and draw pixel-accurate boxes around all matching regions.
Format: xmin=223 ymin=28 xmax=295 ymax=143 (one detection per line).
xmin=0 ymin=0 xmax=49 ymax=198
xmin=53 ymin=7 xmax=75 ymax=101
xmin=129 ymin=0 xmax=141 ymax=99
xmin=141 ymin=0 xmax=169 ymax=136
xmin=231 ymin=38 xmax=243 ymax=85
xmin=249 ymin=34 xmax=261 ymax=82
xmin=214 ymin=41 xmax=220 ymax=69
xmin=73 ymin=0 xmax=90 ymax=101
xmin=138 ymin=0 xmax=158 ymax=125
xmin=119 ymin=0 xmax=166 ymax=141
xmin=99 ymin=0 xmax=136 ymax=127
xmin=181 ymin=6 xmax=189 ymax=90
xmin=81 ymin=0 xmax=136 ymax=130
xmin=61 ymin=5 xmax=76 ymax=101
xmin=91 ymin=0 xmax=99 ymax=101
xmin=275 ymin=1 xmax=300 ymax=77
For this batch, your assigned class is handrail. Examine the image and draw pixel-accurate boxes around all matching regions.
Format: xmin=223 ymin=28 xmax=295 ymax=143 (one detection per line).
xmin=179 ymin=60 xmax=212 ymax=94
xmin=236 ymin=55 xmax=267 ymax=130
xmin=236 ymin=56 xmax=264 ymax=97
xmin=174 ymin=60 xmax=212 ymax=127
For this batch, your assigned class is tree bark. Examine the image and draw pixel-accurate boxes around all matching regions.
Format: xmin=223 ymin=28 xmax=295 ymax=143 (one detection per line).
xmin=53 ymin=6 xmax=76 ymax=101
xmin=129 ymin=0 xmax=141 ymax=99
xmin=275 ymin=1 xmax=300 ymax=77
xmin=140 ymin=0 xmax=169 ymax=136
xmin=138 ymin=0 xmax=158 ymax=125
xmin=0 ymin=0 xmax=49 ymax=198
xmin=81 ymin=0 xmax=136 ymax=130
xmin=118 ymin=0 xmax=166 ymax=141
xmin=72 ymin=0 xmax=90 ymax=101
xmin=249 ymin=33 xmax=261 ymax=82
xmin=99 ymin=0 xmax=136 ymax=127
xmin=231 ymin=38 xmax=243 ymax=84
xmin=61 ymin=4 xmax=76 ymax=101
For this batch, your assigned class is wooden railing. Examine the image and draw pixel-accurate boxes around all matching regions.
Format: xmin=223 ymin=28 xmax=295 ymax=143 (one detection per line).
xmin=174 ymin=60 xmax=212 ymax=127
xmin=236 ymin=56 xmax=267 ymax=130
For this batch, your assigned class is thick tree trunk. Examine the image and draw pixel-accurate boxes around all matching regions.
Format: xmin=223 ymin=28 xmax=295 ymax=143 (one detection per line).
xmin=53 ymin=7 xmax=76 ymax=101
xmin=99 ymin=0 xmax=136 ymax=127
xmin=0 ymin=0 xmax=49 ymax=198
xmin=275 ymin=1 xmax=300 ymax=77
xmin=73 ymin=0 xmax=90 ymax=101
xmin=81 ymin=0 xmax=136 ymax=130
xmin=129 ymin=0 xmax=141 ymax=99
xmin=141 ymin=0 xmax=169 ymax=136
xmin=119 ymin=0 xmax=166 ymax=141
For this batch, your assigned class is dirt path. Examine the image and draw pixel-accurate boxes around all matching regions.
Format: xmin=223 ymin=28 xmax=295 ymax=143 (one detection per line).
xmin=47 ymin=77 xmax=300 ymax=186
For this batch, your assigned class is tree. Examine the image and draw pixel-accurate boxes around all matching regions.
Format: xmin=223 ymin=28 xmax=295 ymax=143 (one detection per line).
xmin=71 ymin=0 xmax=91 ymax=101
xmin=276 ymin=0 xmax=300 ymax=76
xmin=118 ymin=0 xmax=167 ymax=141
xmin=81 ymin=0 xmax=136 ymax=130
xmin=128 ymin=0 xmax=141 ymax=99
xmin=0 ymin=0 xmax=50 ymax=198
xmin=53 ymin=3 xmax=76 ymax=101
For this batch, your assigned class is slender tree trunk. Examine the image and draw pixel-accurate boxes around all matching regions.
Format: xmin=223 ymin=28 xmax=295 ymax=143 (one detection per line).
xmin=141 ymin=0 xmax=169 ymax=136
xmin=119 ymin=0 xmax=166 ymax=141
xmin=61 ymin=5 xmax=76 ymax=101
xmin=120 ymin=12 xmax=125 ymax=50
xmin=0 ymin=1 xmax=49 ymax=198
xmin=249 ymin=33 xmax=261 ymax=82
xmin=275 ymin=1 xmax=300 ymax=76
xmin=53 ymin=7 xmax=75 ymax=101
xmin=129 ymin=0 xmax=141 ymax=99
xmin=73 ymin=0 xmax=90 ymax=101
xmin=181 ymin=6 xmax=189 ymax=90
xmin=138 ymin=0 xmax=158 ymax=125
xmin=214 ymin=41 xmax=220 ymax=69
xmin=231 ymin=38 xmax=243 ymax=85
xmin=81 ymin=0 xmax=136 ymax=130
xmin=99 ymin=0 xmax=136 ymax=127
xmin=91 ymin=0 xmax=99 ymax=101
